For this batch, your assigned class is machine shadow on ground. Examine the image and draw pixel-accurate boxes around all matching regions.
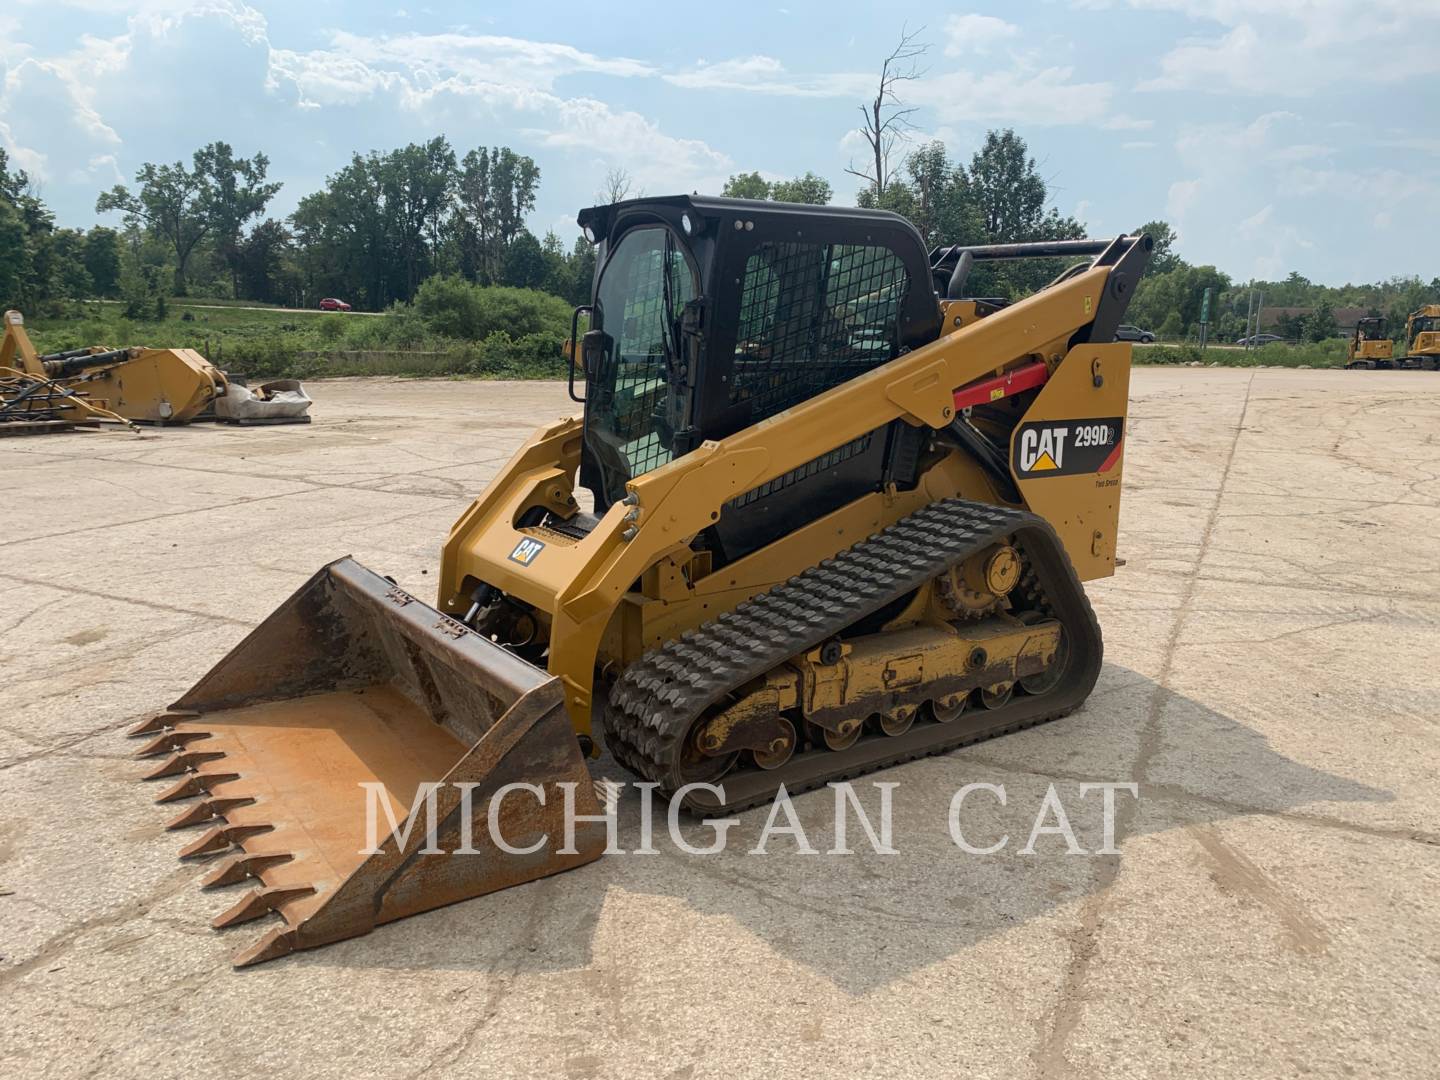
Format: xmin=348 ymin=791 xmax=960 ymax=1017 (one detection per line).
xmin=206 ymin=663 xmax=1391 ymax=992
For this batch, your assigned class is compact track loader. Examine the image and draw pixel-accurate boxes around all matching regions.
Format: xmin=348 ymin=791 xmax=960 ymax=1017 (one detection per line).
xmin=133 ymin=196 xmax=1151 ymax=966
xmin=0 ymin=309 xmax=311 ymax=432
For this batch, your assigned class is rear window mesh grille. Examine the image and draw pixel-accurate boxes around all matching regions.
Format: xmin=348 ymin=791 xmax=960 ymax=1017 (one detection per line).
xmin=731 ymin=241 xmax=908 ymax=424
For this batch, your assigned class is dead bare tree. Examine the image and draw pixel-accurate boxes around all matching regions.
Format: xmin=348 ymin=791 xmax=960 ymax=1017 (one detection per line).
xmin=598 ymin=167 xmax=638 ymax=205
xmin=845 ymin=26 xmax=930 ymax=198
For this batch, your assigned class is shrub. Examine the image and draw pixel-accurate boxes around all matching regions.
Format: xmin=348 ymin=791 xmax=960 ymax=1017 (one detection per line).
xmin=413 ymin=276 xmax=571 ymax=341
xmin=317 ymin=314 xmax=345 ymax=342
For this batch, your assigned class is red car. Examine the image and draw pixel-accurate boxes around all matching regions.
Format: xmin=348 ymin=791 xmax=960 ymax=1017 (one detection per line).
xmin=318 ymin=298 xmax=352 ymax=312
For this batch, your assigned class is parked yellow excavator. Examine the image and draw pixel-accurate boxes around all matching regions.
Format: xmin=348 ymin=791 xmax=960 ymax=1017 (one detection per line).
xmin=131 ymin=196 xmax=1152 ymax=966
xmin=1344 ymin=316 xmax=1394 ymax=369
xmin=0 ymin=309 xmax=310 ymax=434
xmin=1401 ymin=305 xmax=1440 ymax=370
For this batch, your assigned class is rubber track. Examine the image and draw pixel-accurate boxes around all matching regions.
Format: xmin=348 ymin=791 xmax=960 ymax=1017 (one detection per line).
xmin=603 ymin=498 xmax=1102 ymax=815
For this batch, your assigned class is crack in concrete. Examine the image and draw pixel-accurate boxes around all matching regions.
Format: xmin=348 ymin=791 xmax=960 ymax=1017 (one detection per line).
xmin=1033 ymin=370 xmax=1256 ymax=1080
xmin=0 ymin=864 xmax=198 ymax=988
xmin=0 ymin=570 xmax=251 ymax=628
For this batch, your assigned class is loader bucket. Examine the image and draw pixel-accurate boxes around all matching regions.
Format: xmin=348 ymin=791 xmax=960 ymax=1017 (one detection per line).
xmin=130 ymin=557 xmax=605 ymax=967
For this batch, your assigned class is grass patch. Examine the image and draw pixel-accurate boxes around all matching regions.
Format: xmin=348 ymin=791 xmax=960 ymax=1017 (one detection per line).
xmin=1136 ymin=339 xmax=1348 ymax=368
xmin=20 ymin=298 xmax=569 ymax=380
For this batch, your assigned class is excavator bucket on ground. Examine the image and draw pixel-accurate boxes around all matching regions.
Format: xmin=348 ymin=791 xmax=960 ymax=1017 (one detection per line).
xmin=1 ymin=309 xmax=312 ymax=429
xmin=130 ymin=558 xmax=605 ymax=967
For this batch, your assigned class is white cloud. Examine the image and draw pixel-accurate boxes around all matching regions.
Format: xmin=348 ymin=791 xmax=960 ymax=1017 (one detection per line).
xmin=1133 ymin=2 xmax=1440 ymax=95
xmin=912 ymin=64 xmax=1114 ymax=127
xmin=943 ymin=14 xmax=1020 ymax=55
xmin=0 ymin=3 xmax=729 ymax=209
xmin=1122 ymin=140 xmax=1157 ymax=150
xmin=1166 ymin=178 xmax=1201 ymax=221
xmin=0 ymin=56 xmax=121 ymax=183
xmin=664 ymin=55 xmax=869 ymax=97
xmin=665 ymin=50 xmax=1128 ymax=130
xmin=1102 ymin=114 xmax=1153 ymax=131
xmin=326 ymin=30 xmax=654 ymax=88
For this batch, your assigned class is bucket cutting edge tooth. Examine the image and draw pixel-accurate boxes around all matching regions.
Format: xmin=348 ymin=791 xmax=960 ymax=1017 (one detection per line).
xmin=201 ymin=852 xmax=294 ymax=889
xmin=166 ymin=796 xmax=257 ymax=830
xmin=212 ymin=884 xmax=315 ymax=929
xmin=129 ymin=710 xmax=198 ymax=737
xmin=143 ymin=749 xmax=227 ymax=780
xmin=155 ymin=772 xmax=240 ymax=803
xmin=178 ymin=823 xmax=274 ymax=859
xmin=231 ymin=926 xmax=297 ymax=968
xmin=134 ymin=730 xmax=213 ymax=759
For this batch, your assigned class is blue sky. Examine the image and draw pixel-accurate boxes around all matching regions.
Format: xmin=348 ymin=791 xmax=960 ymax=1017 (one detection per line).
xmin=2 ymin=0 xmax=1436 ymax=285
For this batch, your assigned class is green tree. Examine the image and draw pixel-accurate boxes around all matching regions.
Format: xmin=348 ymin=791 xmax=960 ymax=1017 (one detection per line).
xmin=97 ymin=156 xmax=212 ymax=294
xmin=0 ymin=149 xmax=31 ymax=307
xmin=722 ymin=170 xmax=834 ymax=205
xmin=0 ymin=199 xmax=26 ymax=309
xmin=237 ymin=219 xmax=295 ymax=304
xmin=567 ymin=235 xmax=596 ymax=306
xmin=1133 ymin=219 xmax=1181 ymax=274
xmin=0 ymin=148 xmax=26 ymax=204
xmin=968 ymin=129 xmax=1048 ymax=242
xmin=50 ymin=229 xmax=93 ymax=298
xmin=455 ymin=147 xmax=540 ymax=283
xmin=502 ymin=231 xmax=548 ymax=289
xmin=770 ymin=172 xmax=833 ymax=205
xmin=291 ymin=154 xmax=387 ymax=308
xmin=722 ymin=172 xmax=771 ymax=200
xmin=194 ymin=141 xmax=282 ymax=297
xmin=83 ymin=227 xmax=122 ymax=297
xmin=381 ymin=137 xmax=455 ymax=298
xmin=1303 ymin=301 xmax=1339 ymax=342
xmin=1129 ymin=264 xmax=1232 ymax=336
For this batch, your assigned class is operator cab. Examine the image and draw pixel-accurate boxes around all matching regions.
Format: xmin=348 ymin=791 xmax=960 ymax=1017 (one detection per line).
xmin=571 ymin=196 xmax=940 ymax=522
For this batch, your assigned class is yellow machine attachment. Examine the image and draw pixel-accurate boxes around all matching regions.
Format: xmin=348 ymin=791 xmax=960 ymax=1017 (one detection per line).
xmin=1345 ymin=316 xmax=1394 ymax=369
xmin=135 ymin=195 xmax=1152 ymax=966
xmin=131 ymin=559 xmax=604 ymax=966
xmin=1402 ymin=305 xmax=1440 ymax=370
xmin=1 ymin=309 xmax=311 ymax=430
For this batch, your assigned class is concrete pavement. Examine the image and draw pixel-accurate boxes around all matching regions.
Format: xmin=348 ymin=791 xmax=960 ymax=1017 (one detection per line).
xmin=1 ymin=370 xmax=1437 ymax=1079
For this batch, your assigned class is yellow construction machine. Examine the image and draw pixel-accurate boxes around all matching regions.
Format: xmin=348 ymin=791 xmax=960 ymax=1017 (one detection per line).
xmin=1401 ymin=305 xmax=1440 ymax=370
xmin=1344 ymin=316 xmax=1394 ymax=369
xmin=0 ymin=309 xmax=310 ymax=434
xmin=132 ymin=196 xmax=1152 ymax=966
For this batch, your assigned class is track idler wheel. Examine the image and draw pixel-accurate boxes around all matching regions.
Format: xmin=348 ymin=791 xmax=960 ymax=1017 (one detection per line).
xmin=877 ymin=705 xmax=917 ymax=737
xmin=927 ymin=693 xmax=970 ymax=723
xmin=682 ymin=718 xmax=739 ymax=784
xmin=1017 ymin=611 xmax=1068 ymax=696
xmin=751 ymin=717 xmax=797 ymax=770
xmin=980 ymin=683 xmax=1014 ymax=710
xmin=808 ymin=717 xmax=862 ymax=752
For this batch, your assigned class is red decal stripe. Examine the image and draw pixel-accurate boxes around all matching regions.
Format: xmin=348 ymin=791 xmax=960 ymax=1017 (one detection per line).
xmin=1097 ymin=437 xmax=1124 ymax=473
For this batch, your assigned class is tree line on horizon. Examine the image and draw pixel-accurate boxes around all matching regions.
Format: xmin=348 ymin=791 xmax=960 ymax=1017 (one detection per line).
xmin=2 ymin=129 xmax=1436 ymax=345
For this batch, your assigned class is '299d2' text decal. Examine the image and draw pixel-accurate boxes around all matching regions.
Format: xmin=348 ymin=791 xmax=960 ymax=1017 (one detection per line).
xmin=1012 ymin=418 xmax=1125 ymax=479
